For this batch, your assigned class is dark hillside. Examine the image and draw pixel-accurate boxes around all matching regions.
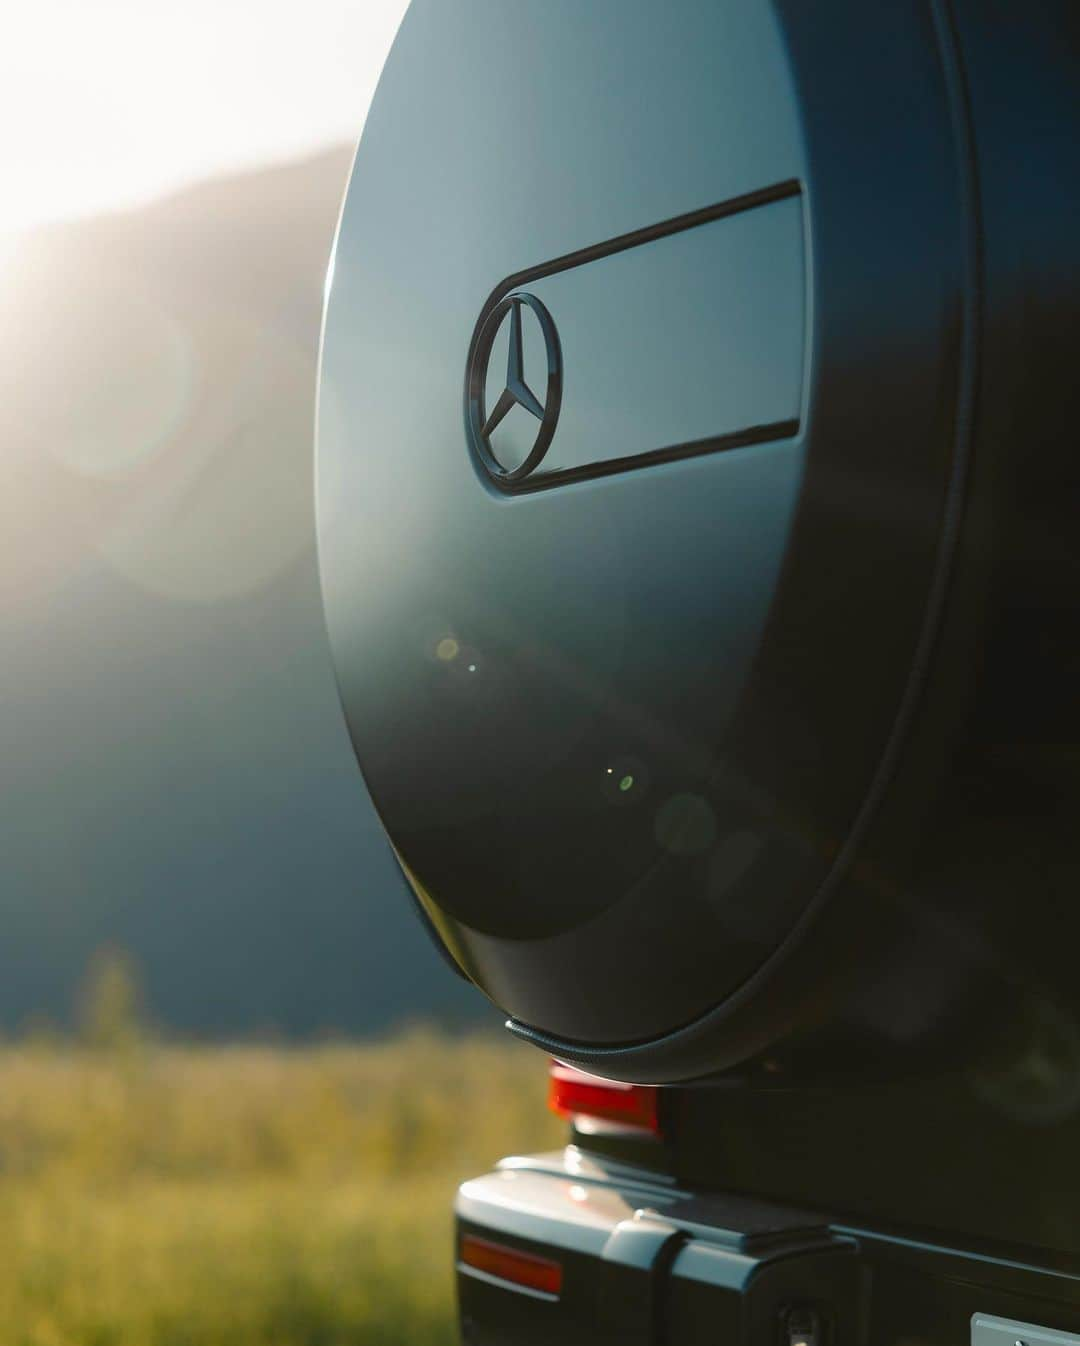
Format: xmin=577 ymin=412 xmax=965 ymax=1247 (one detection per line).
xmin=0 ymin=147 xmax=484 ymax=1035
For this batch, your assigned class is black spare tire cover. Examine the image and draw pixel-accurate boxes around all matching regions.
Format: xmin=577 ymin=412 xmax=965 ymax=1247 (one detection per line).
xmin=318 ymin=0 xmax=974 ymax=1076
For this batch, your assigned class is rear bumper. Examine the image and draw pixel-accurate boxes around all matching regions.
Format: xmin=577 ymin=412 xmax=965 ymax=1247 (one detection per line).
xmin=455 ymin=1148 xmax=1080 ymax=1346
xmin=454 ymin=1147 xmax=857 ymax=1346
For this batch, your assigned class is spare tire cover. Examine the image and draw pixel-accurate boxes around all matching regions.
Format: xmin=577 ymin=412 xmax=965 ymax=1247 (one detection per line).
xmin=318 ymin=0 xmax=968 ymax=1051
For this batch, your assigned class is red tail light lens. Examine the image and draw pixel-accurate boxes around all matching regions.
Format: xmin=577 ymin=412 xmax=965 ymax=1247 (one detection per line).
xmin=459 ymin=1235 xmax=563 ymax=1297
xmin=548 ymin=1061 xmax=661 ymax=1135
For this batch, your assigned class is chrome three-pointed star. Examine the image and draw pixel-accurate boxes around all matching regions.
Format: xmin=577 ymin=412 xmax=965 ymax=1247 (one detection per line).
xmin=482 ymin=297 xmax=546 ymax=436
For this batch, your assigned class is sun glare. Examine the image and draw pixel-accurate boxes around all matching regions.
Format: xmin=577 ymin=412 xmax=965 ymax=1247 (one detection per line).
xmin=0 ymin=0 xmax=408 ymax=233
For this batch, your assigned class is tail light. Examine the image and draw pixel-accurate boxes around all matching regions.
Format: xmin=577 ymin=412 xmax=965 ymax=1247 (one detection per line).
xmin=548 ymin=1061 xmax=662 ymax=1135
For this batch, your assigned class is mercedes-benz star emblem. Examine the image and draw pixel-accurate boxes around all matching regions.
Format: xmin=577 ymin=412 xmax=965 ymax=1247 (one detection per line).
xmin=466 ymin=291 xmax=563 ymax=486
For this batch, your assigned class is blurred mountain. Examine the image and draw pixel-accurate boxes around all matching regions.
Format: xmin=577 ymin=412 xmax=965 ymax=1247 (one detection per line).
xmin=0 ymin=148 xmax=486 ymax=1035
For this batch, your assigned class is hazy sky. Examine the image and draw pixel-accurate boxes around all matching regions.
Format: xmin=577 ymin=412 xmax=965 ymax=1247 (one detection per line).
xmin=1 ymin=0 xmax=409 ymax=234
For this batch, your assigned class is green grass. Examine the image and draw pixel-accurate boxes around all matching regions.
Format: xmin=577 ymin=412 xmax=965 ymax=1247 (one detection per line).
xmin=0 ymin=1030 xmax=564 ymax=1345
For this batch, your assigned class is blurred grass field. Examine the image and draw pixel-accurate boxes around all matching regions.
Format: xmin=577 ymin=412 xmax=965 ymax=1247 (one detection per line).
xmin=0 ymin=1020 xmax=563 ymax=1346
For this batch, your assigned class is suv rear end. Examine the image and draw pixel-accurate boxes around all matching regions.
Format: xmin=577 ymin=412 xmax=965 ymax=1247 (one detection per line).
xmin=317 ymin=3 xmax=1080 ymax=1343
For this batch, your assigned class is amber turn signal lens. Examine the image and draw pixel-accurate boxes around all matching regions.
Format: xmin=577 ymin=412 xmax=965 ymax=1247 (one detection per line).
xmin=459 ymin=1235 xmax=563 ymax=1297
